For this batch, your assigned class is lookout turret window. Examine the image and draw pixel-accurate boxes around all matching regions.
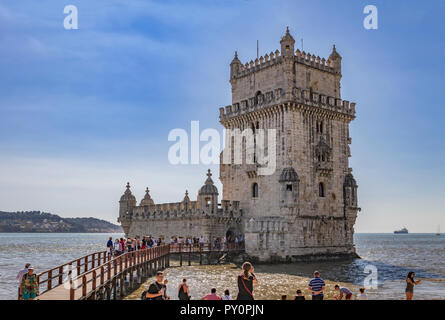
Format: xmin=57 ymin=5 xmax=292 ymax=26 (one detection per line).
xmin=319 ymin=182 xmax=325 ymax=197
xmin=252 ymin=183 xmax=259 ymax=198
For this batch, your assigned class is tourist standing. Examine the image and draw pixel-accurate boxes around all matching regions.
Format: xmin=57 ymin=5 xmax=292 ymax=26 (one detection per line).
xmin=141 ymin=237 xmax=147 ymax=250
xmin=308 ymin=271 xmax=325 ymax=300
xmin=178 ymin=278 xmax=190 ymax=300
xmin=199 ymin=236 xmax=204 ymax=250
xmin=334 ymin=284 xmax=352 ymax=300
xmin=16 ymin=263 xmax=30 ymax=300
xmin=114 ymin=238 xmax=121 ymax=256
xmin=221 ymin=289 xmax=232 ymax=300
xmin=234 ymin=236 xmax=239 ymax=249
xmin=356 ymin=288 xmax=368 ymax=300
xmin=405 ymin=271 xmax=421 ymax=300
xmin=294 ymin=289 xmax=305 ymax=300
xmin=145 ymin=271 xmax=166 ymax=300
xmin=120 ymin=238 xmax=125 ymax=253
xmin=163 ymin=279 xmax=170 ymax=300
xmin=20 ymin=266 xmax=38 ymax=300
xmin=201 ymin=288 xmax=221 ymax=300
xmin=236 ymin=262 xmax=258 ymax=300
xmin=107 ymin=237 xmax=113 ymax=258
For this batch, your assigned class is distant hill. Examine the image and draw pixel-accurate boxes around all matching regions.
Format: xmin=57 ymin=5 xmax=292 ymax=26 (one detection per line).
xmin=0 ymin=211 xmax=122 ymax=233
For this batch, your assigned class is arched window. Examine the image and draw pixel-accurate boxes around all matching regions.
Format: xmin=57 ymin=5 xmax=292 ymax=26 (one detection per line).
xmin=252 ymin=183 xmax=259 ymax=198
xmin=319 ymin=182 xmax=325 ymax=197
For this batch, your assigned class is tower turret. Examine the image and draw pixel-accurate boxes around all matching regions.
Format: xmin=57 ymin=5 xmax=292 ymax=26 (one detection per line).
xmin=197 ymin=169 xmax=219 ymax=214
xmin=230 ymin=51 xmax=243 ymax=79
xmin=280 ymin=26 xmax=295 ymax=58
xmin=140 ymin=187 xmax=155 ymax=207
xmin=329 ymin=44 xmax=342 ymax=74
xmin=279 ymin=159 xmax=300 ymax=207
xmin=118 ymin=182 xmax=136 ymax=235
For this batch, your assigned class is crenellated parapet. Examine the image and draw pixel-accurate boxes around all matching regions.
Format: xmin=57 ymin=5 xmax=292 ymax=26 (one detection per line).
xmin=120 ymin=200 xmax=242 ymax=221
xmin=118 ymin=170 xmax=242 ymax=224
xmin=231 ymin=48 xmax=337 ymax=81
xmin=219 ymin=87 xmax=356 ymax=122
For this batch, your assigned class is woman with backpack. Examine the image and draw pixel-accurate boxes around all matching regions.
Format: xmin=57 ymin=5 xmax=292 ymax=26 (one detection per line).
xmin=236 ymin=262 xmax=258 ymax=300
xmin=178 ymin=278 xmax=190 ymax=300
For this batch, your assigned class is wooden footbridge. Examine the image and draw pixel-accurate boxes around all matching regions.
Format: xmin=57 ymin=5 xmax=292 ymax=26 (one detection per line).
xmin=35 ymin=243 xmax=244 ymax=300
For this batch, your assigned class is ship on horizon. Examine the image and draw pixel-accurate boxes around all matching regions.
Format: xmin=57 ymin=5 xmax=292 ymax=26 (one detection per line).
xmin=394 ymin=227 xmax=408 ymax=234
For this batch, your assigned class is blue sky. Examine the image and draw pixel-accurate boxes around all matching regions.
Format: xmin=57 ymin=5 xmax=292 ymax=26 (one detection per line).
xmin=0 ymin=0 xmax=444 ymax=232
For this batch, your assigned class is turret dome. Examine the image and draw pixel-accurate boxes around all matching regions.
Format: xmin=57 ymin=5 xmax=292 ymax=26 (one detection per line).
xmin=344 ymin=172 xmax=357 ymax=188
xmin=279 ymin=167 xmax=299 ymax=182
xmin=199 ymin=169 xmax=219 ymax=195
xmin=120 ymin=182 xmax=136 ymax=202
xmin=140 ymin=187 xmax=155 ymax=206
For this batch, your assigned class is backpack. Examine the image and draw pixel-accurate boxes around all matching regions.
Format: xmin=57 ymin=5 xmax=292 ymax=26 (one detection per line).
xmin=141 ymin=290 xmax=148 ymax=300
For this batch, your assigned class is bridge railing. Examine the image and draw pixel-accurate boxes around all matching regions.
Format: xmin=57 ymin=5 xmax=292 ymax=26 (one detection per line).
xmin=69 ymin=245 xmax=170 ymax=300
xmin=36 ymin=250 xmax=111 ymax=295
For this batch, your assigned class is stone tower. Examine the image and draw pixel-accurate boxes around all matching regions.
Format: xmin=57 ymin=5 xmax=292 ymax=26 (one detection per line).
xmin=219 ymin=27 xmax=360 ymax=261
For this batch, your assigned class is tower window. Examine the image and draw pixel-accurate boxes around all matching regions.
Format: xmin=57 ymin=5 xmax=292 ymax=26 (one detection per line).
xmin=286 ymin=184 xmax=293 ymax=191
xmin=319 ymin=182 xmax=325 ymax=197
xmin=252 ymin=183 xmax=259 ymax=198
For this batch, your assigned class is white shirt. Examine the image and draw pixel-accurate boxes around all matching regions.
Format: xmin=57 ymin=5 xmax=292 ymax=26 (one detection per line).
xmin=199 ymin=237 xmax=204 ymax=243
xmin=356 ymin=293 xmax=368 ymax=300
xmin=221 ymin=294 xmax=232 ymax=300
xmin=16 ymin=268 xmax=28 ymax=283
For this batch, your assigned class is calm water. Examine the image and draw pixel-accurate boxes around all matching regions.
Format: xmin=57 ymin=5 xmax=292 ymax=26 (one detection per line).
xmin=1 ymin=233 xmax=444 ymax=300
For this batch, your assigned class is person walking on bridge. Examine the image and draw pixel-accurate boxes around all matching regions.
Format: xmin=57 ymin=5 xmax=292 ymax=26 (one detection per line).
xmin=20 ymin=266 xmax=38 ymax=300
xmin=16 ymin=263 xmax=30 ymax=300
xmin=107 ymin=237 xmax=113 ymax=258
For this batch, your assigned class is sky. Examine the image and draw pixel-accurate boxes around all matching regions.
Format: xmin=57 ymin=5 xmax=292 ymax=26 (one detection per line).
xmin=0 ymin=0 xmax=444 ymax=233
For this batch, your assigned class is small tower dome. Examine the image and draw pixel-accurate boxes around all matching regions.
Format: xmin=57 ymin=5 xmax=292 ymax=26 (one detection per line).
xmin=140 ymin=187 xmax=155 ymax=206
xmin=120 ymin=182 xmax=136 ymax=202
xmin=280 ymin=26 xmax=295 ymax=58
xmin=329 ymin=45 xmax=342 ymax=73
xmin=199 ymin=169 xmax=219 ymax=195
xmin=198 ymin=169 xmax=219 ymax=215
xmin=344 ymin=172 xmax=358 ymax=188
xmin=230 ymin=51 xmax=243 ymax=79
xmin=279 ymin=167 xmax=299 ymax=182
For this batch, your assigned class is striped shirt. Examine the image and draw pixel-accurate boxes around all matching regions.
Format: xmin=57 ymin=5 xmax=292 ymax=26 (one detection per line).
xmin=340 ymin=287 xmax=352 ymax=295
xmin=308 ymin=277 xmax=325 ymax=296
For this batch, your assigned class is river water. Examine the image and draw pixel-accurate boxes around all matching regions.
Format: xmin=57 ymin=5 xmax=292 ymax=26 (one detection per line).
xmin=1 ymin=233 xmax=444 ymax=300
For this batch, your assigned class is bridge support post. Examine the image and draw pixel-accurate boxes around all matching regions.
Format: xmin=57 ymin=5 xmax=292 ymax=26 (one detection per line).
xmin=129 ymin=268 xmax=133 ymax=289
xmin=188 ymin=245 xmax=191 ymax=266
xmin=137 ymin=265 xmax=141 ymax=284
xmin=112 ymin=278 xmax=117 ymax=300
xmin=119 ymin=274 xmax=125 ymax=298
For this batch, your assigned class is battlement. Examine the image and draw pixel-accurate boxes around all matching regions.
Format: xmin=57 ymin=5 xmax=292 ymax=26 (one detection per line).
xmin=232 ymin=48 xmax=336 ymax=80
xmin=219 ymin=87 xmax=356 ymax=122
xmin=120 ymin=199 xmax=242 ymax=221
